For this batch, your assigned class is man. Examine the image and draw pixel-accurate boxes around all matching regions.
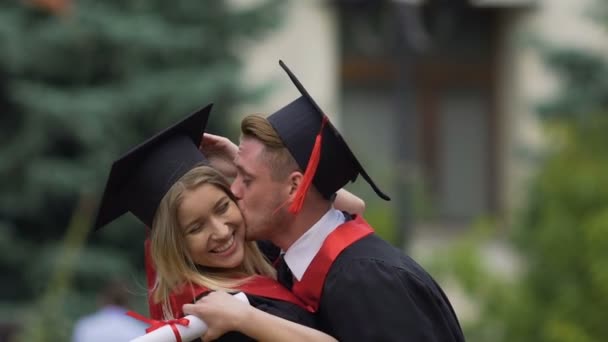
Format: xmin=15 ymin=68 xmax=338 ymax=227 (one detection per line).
xmin=72 ymin=279 xmax=147 ymax=342
xmin=201 ymin=61 xmax=465 ymax=341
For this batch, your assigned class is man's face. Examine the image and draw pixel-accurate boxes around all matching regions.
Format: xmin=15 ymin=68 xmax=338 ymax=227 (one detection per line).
xmin=231 ymin=137 xmax=291 ymax=241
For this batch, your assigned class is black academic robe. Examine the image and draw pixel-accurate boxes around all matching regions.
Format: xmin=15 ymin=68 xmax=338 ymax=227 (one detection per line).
xmin=144 ymin=240 xmax=315 ymax=341
xmin=286 ymin=215 xmax=466 ymax=342
xmin=316 ymin=233 xmax=465 ymax=341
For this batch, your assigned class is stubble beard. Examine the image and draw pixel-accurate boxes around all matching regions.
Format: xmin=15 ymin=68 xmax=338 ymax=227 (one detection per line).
xmin=243 ymin=209 xmax=274 ymax=241
xmin=245 ymin=203 xmax=291 ymax=242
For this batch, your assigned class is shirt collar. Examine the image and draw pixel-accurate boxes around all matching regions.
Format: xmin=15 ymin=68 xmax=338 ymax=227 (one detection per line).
xmin=283 ymin=207 xmax=345 ymax=281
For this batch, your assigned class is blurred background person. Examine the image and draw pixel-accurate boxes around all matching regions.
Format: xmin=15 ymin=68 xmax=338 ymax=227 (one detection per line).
xmin=71 ymin=279 xmax=146 ymax=342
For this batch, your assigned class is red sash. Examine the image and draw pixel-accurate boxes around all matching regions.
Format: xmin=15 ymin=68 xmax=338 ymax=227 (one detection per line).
xmin=144 ymin=234 xmax=164 ymax=319
xmin=145 ymin=239 xmax=305 ymax=319
xmin=292 ymin=215 xmax=374 ymax=312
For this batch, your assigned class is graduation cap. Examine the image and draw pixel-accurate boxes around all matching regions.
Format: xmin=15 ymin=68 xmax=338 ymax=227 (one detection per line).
xmin=268 ymin=61 xmax=390 ymax=214
xmin=93 ymin=104 xmax=212 ymax=230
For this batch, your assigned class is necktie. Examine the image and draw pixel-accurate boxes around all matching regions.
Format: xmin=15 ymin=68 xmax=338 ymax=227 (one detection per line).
xmin=276 ymin=254 xmax=294 ymax=290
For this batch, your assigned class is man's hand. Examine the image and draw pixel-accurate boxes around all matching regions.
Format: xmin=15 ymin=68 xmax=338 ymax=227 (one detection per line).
xmin=199 ymin=133 xmax=238 ymax=178
xmin=183 ymin=291 xmax=252 ymax=342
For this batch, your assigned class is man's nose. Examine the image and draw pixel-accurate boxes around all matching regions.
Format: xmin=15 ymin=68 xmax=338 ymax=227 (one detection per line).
xmin=230 ymin=181 xmax=242 ymax=200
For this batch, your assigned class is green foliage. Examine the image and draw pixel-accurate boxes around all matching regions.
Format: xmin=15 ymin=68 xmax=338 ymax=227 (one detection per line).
xmin=427 ymin=1 xmax=608 ymax=340
xmin=364 ymin=202 xmax=397 ymax=245
xmin=536 ymin=48 xmax=608 ymax=122
xmin=429 ymin=128 xmax=608 ymax=340
xmin=0 ymin=0 xmax=285 ymax=340
xmin=440 ymin=117 xmax=608 ymax=342
xmin=504 ymin=117 xmax=608 ymax=342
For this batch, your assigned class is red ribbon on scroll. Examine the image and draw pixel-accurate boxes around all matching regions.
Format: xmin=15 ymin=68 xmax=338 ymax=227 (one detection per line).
xmin=127 ymin=311 xmax=190 ymax=342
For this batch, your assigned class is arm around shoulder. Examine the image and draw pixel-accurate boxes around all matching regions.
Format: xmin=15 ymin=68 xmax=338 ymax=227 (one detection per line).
xmin=333 ymin=189 xmax=365 ymax=215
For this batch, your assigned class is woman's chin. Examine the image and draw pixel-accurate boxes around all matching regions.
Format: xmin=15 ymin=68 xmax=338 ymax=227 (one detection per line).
xmin=225 ymin=247 xmax=245 ymax=269
xmin=215 ymin=246 xmax=245 ymax=270
xmin=194 ymin=238 xmax=245 ymax=270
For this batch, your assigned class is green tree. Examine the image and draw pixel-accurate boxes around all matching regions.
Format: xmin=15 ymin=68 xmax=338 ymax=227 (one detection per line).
xmin=495 ymin=24 xmax=608 ymax=339
xmin=0 ymin=0 xmax=284 ymax=340
xmin=428 ymin=2 xmax=608 ymax=341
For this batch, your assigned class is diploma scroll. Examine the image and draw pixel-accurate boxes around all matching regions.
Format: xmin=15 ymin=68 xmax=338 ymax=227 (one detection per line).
xmin=130 ymin=292 xmax=249 ymax=342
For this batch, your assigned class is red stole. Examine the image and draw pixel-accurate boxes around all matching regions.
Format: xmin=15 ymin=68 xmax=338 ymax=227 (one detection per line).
xmin=144 ymin=238 xmax=163 ymax=319
xmin=145 ymin=239 xmax=305 ymax=319
xmin=291 ymin=215 xmax=374 ymax=313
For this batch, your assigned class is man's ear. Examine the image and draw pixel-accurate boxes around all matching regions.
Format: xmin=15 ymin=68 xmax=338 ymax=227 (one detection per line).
xmin=287 ymin=171 xmax=303 ymax=196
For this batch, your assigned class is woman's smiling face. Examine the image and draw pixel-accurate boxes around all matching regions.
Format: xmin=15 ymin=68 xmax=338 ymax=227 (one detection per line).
xmin=177 ymin=183 xmax=246 ymax=269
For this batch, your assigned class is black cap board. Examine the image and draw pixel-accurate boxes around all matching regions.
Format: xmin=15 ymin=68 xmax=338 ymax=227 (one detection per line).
xmin=93 ymin=104 xmax=212 ymax=230
xmin=267 ymin=61 xmax=390 ymax=201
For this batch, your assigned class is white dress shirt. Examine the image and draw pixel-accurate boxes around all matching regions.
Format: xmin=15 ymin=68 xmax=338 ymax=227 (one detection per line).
xmin=284 ymin=207 xmax=346 ymax=281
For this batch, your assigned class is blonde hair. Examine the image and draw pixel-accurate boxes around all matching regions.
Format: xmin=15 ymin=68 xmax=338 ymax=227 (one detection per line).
xmin=241 ymin=115 xmax=300 ymax=180
xmin=150 ymin=165 xmax=276 ymax=318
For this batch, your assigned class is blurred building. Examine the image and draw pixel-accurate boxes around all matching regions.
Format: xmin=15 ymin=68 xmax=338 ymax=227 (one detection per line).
xmin=236 ymin=0 xmax=607 ymax=235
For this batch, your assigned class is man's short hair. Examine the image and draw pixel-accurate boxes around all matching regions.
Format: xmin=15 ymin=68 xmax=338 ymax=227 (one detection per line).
xmin=240 ymin=115 xmax=299 ymax=180
xmin=101 ymin=279 xmax=129 ymax=307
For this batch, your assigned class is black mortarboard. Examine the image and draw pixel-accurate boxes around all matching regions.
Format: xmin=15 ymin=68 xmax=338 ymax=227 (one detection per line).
xmin=93 ymin=104 xmax=212 ymax=230
xmin=268 ymin=61 xmax=390 ymax=211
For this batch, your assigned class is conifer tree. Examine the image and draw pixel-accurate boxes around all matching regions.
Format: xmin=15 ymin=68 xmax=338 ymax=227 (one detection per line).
xmin=0 ymin=1 xmax=284 ymax=339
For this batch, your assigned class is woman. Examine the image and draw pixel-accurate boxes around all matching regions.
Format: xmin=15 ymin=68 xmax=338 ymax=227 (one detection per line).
xmin=94 ymin=105 xmax=362 ymax=341
xmin=150 ymin=165 xmax=357 ymax=341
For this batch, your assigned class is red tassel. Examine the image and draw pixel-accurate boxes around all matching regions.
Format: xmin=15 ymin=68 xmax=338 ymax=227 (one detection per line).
xmin=288 ymin=116 xmax=328 ymax=215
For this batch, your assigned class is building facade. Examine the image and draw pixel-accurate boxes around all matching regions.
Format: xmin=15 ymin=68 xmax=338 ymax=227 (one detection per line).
xmin=238 ymin=0 xmax=608 ymax=237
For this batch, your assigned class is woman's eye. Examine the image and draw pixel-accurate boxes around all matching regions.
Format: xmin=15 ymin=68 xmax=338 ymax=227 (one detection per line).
xmin=188 ymin=225 xmax=202 ymax=234
xmin=218 ymin=201 xmax=229 ymax=214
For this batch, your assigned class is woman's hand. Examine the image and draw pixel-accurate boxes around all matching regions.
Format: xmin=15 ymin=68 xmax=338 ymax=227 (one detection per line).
xmin=199 ymin=133 xmax=239 ymax=178
xmin=183 ymin=291 xmax=252 ymax=341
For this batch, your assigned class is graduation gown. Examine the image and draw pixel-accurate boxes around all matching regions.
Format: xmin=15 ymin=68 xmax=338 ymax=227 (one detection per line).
xmin=144 ymin=241 xmax=315 ymax=342
xmin=147 ymin=276 xmax=315 ymax=342
xmin=291 ymin=214 xmax=465 ymax=342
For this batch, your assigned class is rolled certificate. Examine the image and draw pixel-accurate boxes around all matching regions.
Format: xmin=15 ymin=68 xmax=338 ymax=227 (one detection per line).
xmin=130 ymin=292 xmax=249 ymax=342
